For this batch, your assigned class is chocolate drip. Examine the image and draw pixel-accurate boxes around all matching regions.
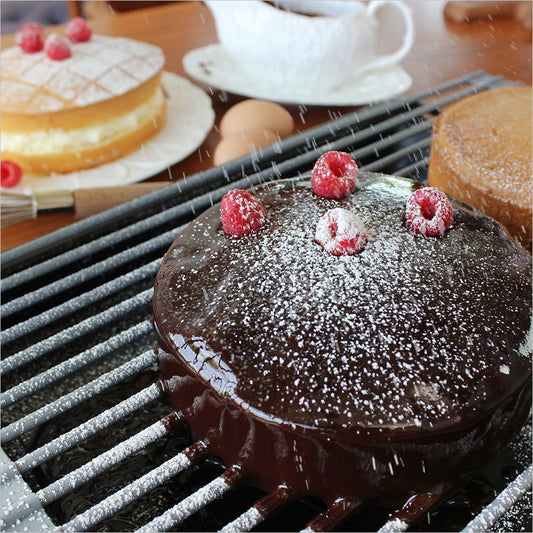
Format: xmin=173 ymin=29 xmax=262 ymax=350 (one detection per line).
xmin=306 ymin=498 xmax=364 ymax=531
xmin=383 ymin=491 xmax=448 ymax=530
xmin=182 ymin=441 xmax=209 ymax=463
xmin=254 ymin=485 xmax=297 ymax=518
xmin=221 ymin=465 xmax=247 ymax=487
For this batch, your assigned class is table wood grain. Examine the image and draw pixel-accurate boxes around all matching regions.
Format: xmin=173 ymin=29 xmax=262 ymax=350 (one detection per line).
xmin=2 ymin=0 xmax=531 ymax=251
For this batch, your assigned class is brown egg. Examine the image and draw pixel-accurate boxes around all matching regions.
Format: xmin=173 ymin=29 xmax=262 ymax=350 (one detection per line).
xmin=220 ymin=99 xmax=294 ymax=138
xmin=214 ymin=128 xmax=279 ymax=165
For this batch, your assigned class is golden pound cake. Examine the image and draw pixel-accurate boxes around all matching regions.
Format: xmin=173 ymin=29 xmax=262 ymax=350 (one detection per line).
xmin=154 ymin=158 xmax=531 ymax=509
xmin=1 ymin=32 xmax=166 ymax=174
xmin=428 ymin=87 xmax=532 ymax=251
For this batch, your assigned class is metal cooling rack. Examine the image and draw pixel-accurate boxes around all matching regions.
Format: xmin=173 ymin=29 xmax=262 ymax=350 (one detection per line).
xmin=1 ymin=71 xmax=531 ymax=532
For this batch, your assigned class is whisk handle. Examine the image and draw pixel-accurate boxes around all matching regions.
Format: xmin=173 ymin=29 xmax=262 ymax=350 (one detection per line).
xmin=73 ymin=182 xmax=169 ymax=218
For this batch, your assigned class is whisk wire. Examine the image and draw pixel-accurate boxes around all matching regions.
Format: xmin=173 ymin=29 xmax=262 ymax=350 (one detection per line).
xmin=1 ymin=190 xmax=74 ymax=227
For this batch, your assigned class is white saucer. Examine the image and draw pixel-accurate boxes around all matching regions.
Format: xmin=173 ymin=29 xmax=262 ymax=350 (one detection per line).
xmin=8 ymin=72 xmax=215 ymax=195
xmin=183 ymin=44 xmax=412 ymax=106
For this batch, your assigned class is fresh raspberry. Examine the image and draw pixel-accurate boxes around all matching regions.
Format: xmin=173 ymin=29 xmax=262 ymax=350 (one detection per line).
xmin=311 ymin=151 xmax=358 ymax=199
xmin=315 ymin=208 xmax=367 ymax=256
xmin=220 ymin=189 xmax=267 ymax=236
xmin=405 ymin=187 xmax=453 ymax=237
xmin=44 ymin=33 xmax=72 ymax=61
xmin=66 ymin=17 xmax=92 ymax=43
xmin=15 ymin=23 xmax=45 ymax=53
xmin=1 ymin=161 xmax=23 ymax=189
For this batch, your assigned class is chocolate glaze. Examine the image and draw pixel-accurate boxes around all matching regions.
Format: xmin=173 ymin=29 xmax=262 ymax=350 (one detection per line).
xmin=153 ymin=173 xmax=532 ymax=508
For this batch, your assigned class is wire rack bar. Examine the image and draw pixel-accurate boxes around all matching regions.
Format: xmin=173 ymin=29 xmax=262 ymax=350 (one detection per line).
xmin=63 ymin=442 xmax=209 ymax=532
xmin=1 ymin=189 xmax=189 ymax=291
xmin=1 ymin=350 xmax=157 ymax=443
xmin=135 ymin=465 xmax=245 ymax=533
xmin=36 ymin=419 xmax=169 ymax=505
xmin=2 ymin=229 xmax=171 ymax=318
xmin=461 ymin=465 xmax=533 ymax=533
xmin=1 ymin=320 xmax=153 ymax=408
xmin=1 ymin=288 xmax=153 ymax=374
xmin=377 ymin=518 xmax=410 ymax=533
xmin=362 ymin=136 xmax=432 ymax=173
xmin=2 ymin=421 xmax=168 ymax=529
xmin=356 ymin=120 xmax=433 ymax=163
xmin=2 ymin=258 xmax=161 ymax=345
xmin=395 ymin=156 xmax=430 ymax=179
xmin=310 ymin=75 xmax=509 ymax=164
xmin=220 ymin=507 xmax=264 ymax=533
xmin=311 ymin=104 xmax=430 ymax=159
xmin=12 ymin=384 xmax=161 ymax=475
xmin=0 ymin=448 xmax=55 ymax=533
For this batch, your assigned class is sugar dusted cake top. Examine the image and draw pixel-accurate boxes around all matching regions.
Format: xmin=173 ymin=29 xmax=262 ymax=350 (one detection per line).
xmin=1 ymin=35 xmax=164 ymax=114
xmin=154 ymin=173 xmax=532 ymax=434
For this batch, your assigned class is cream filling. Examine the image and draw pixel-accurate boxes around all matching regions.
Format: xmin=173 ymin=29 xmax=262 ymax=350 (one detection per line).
xmin=1 ymin=88 xmax=165 ymax=155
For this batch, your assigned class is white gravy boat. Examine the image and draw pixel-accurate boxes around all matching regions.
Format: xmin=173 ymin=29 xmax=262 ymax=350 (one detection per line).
xmin=206 ymin=0 xmax=414 ymax=94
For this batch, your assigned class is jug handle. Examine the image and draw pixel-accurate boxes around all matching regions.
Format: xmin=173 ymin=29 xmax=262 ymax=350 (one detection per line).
xmin=365 ymin=0 xmax=414 ymax=70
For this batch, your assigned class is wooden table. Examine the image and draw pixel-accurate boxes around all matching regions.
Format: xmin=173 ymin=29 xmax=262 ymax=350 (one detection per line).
xmin=2 ymin=0 xmax=531 ymax=251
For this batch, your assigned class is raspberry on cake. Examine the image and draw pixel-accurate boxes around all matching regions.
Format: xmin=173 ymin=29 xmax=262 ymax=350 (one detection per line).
xmin=44 ymin=34 xmax=72 ymax=61
xmin=65 ymin=17 xmax=92 ymax=43
xmin=405 ymin=187 xmax=453 ymax=237
xmin=220 ymin=189 xmax=267 ymax=236
xmin=15 ymin=23 xmax=45 ymax=54
xmin=154 ymin=170 xmax=531 ymax=512
xmin=315 ymin=207 xmax=367 ymax=255
xmin=311 ymin=150 xmax=359 ymax=199
xmin=0 ymin=25 xmax=166 ymax=174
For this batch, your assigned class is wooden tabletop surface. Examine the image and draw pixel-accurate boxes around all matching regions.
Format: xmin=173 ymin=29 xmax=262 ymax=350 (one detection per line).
xmin=1 ymin=0 xmax=531 ymax=252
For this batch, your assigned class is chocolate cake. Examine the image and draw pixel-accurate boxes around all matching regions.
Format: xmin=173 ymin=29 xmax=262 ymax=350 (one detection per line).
xmin=153 ymin=172 xmax=532 ymax=509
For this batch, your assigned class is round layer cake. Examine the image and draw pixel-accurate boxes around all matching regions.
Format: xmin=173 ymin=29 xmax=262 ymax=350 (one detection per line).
xmin=0 ymin=34 xmax=165 ymax=174
xmin=428 ymin=87 xmax=532 ymax=251
xmin=154 ymin=173 xmax=531 ymax=507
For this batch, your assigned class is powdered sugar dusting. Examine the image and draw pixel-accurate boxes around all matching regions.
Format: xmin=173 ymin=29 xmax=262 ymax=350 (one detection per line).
xmin=35 ymin=420 xmax=167 ymax=505
xmin=98 ymin=68 xmax=140 ymax=96
xmin=315 ymin=207 xmax=367 ymax=255
xmin=1 ymin=35 xmax=164 ymax=114
xmin=156 ymin=173 xmax=531 ymax=432
xmin=219 ymin=506 xmax=264 ymax=533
